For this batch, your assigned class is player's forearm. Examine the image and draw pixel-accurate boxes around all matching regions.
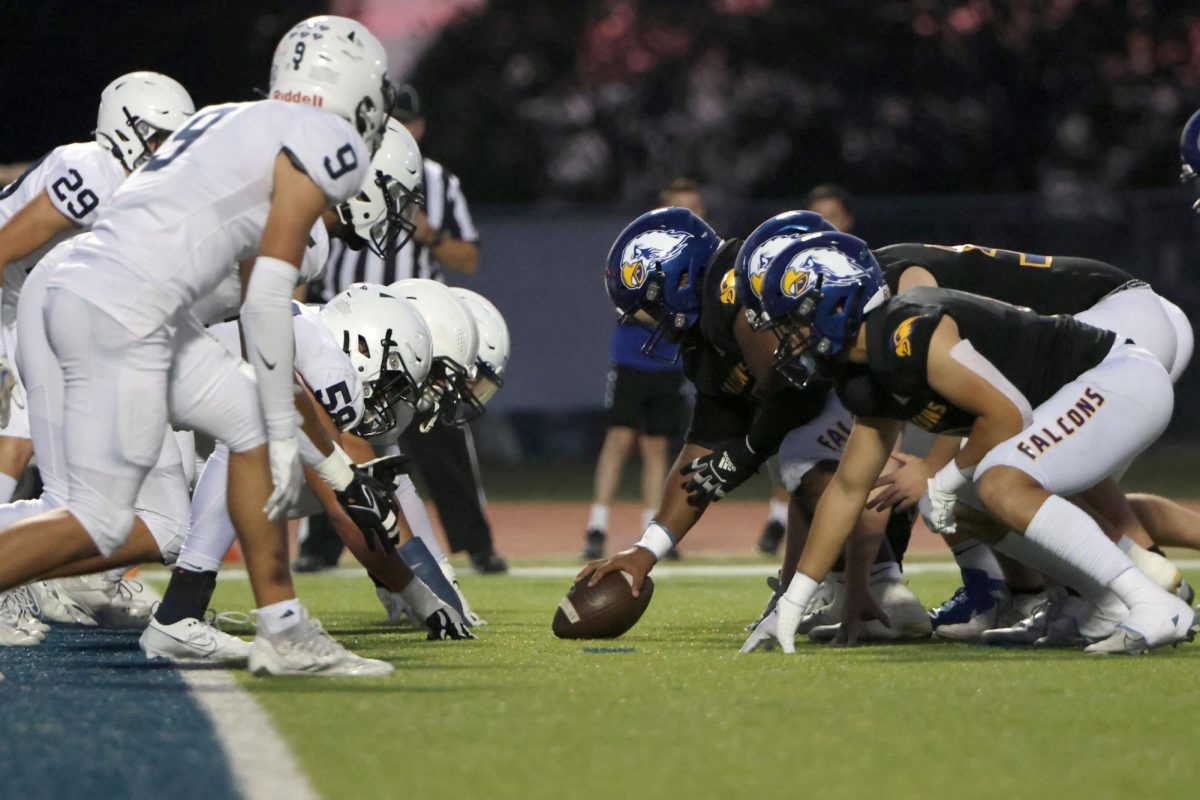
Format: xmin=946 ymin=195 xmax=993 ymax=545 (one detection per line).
xmin=957 ymin=410 xmax=1021 ymax=471
xmin=429 ymin=239 xmax=479 ymax=274
xmin=796 ymin=479 xmax=873 ymax=582
xmin=651 ymin=443 xmax=712 ymax=543
xmin=843 ymin=507 xmax=888 ymax=592
xmin=240 ymin=257 xmax=299 ymax=441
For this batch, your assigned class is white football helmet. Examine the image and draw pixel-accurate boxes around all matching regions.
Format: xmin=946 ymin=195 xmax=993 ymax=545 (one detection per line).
xmin=451 ymin=288 xmax=510 ymax=409
xmin=387 ymin=279 xmax=479 ymax=430
xmin=269 ymin=16 xmax=392 ymax=154
xmin=320 ymin=283 xmax=433 ymax=437
xmin=337 ymin=117 xmax=424 ymax=257
xmin=96 ymin=71 xmax=195 ymax=172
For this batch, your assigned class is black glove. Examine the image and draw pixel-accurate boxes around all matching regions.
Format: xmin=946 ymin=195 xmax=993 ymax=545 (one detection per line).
xmin=359 ymin=454 xmax=411 ymax=491
xmin=425 ymin=607 xmax=476 ymax=641
xmin=680 ymin=436 xmax=761 ymax=506
xmin=335 ymin=467 xmax=400 ymax=551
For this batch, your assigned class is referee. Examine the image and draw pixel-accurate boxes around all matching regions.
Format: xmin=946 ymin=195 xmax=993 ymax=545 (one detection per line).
xmin=301 ymin=85 xmax=509 ymax=574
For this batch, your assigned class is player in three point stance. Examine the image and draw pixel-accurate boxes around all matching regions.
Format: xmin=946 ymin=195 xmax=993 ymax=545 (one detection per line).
xmin=742 ymin=231 xmax=1196 ymax=655
xmin=0 ymin=16 xmax=402 ymax=677
xmin=0 ymin=71 xmax=195 ymax=644
xmin=578 ymin=208 xmax=930 ymax=643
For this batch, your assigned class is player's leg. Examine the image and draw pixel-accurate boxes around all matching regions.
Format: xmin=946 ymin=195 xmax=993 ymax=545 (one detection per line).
xmin=1157 ymin=295 xmax=1193 ymax=383
xmin=0 ymin=316 xmax=33 ymax=504
xmin=974 ymin=344 xmax=1194 ymax=653
xmin=584 ymin=425 xmax=637 ymax=558
xmin=757 ymin=481 xmax=790 ymax=556
xmin=167 ymin=318 xmax=389 ymax=675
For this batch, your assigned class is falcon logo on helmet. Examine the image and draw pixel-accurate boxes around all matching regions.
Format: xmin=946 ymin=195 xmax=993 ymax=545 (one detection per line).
xmin=781 ymin=259 xmax=814 ymax=298
xmin=749 ymin=235 xmax=804 ymax=299
xmin=620 ymin=230 xmax=692 ymax=290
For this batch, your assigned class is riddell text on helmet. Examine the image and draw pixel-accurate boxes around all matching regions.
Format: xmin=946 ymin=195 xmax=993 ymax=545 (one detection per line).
xmin=272 ymin=89 xmax=324 ymax=107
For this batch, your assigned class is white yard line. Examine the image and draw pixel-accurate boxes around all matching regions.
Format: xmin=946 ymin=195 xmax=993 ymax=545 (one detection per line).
xmin=179 ymin=669 xmax=320 ymax=800
xmin=206 ymin=560 xmax=1200 ymax=581
xmin=142 ymin=578 xmax=320 ymax=800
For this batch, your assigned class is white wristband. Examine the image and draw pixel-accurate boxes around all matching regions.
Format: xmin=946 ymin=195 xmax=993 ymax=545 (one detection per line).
xmin=314 ymin=443 xmax=355 ymax=492
xmin=782 ymin=573 xmax=819 ymax=609
xmin=932 ymin=460 xmax=970 ymax=494
xmin=634 ymin=522 xmax=676 ymax=561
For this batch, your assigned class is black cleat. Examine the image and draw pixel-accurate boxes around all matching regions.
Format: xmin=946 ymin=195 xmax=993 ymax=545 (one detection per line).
xmin=469 ymin=550 xmax=509 ymax=575
xmin=292 ymin=554 xmax=337 ymax=573
xmin=756 ymin=519 xmax=785 ymax=556
xmin=582 ymin=529 xmax=606 ymax=560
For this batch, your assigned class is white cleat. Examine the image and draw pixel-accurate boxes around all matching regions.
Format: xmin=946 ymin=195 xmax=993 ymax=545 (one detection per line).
xmin=936 ymin=591 xmax=1043 ymax=642
xmin=249 ymin=611 xmax=394 ymax=677
xmin=29 ymin=581 xmax=97 ymax=625
xmin=1084 ymin=596 xmax=1198 ymax=655
xmin=808 ymin=578 xmax=932 ymax=643
xmin=140 ymin=615 xmax=252 ymax=663
xmin=10 ymin=586 xmax=49 ymax=637
xmin=375 ymin=587 xmax=421 ymax=627
xmin=0 ymin=590 xmax=43 ymax=646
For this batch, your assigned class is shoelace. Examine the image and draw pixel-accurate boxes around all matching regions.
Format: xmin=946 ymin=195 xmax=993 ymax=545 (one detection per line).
xmin=14 ymin=585 xmax=41 ymax=620
xmin=0 ymin=590 xmax=23 ymax=624
xmin=204 ymin=609 xmax=252 ymax=631
xmin=111 ymin=578 xmax=145 ymax=603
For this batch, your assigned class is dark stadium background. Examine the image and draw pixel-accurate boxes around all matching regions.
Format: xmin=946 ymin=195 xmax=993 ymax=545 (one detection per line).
xmin=4 ymin=0 xmax=1199 ymax=465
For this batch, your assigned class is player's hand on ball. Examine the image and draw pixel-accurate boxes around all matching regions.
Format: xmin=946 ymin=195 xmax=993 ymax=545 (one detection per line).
xmin=264 ymin=438 xmax=304 ymax=520
xmin=919 ymin=478 xmax=958 ymax=534
xmin=577 ymin=546 xmax=656 ymax=598
xmin=336 ymin=467 xmax=400 ymax=550
xmin=0 ymin=356 xmax=15 ymax=429
xmin=680 ymin=436 xmax=760 ymax=507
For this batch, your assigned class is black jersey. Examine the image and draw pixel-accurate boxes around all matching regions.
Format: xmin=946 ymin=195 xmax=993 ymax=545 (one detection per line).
xmin=876 ymin=244 xmax=1137 ymax=316
xmin=681 ymin=239 xmax=757 ymax=400
xmin=834 ymin=286 xmax=1115 ymax=433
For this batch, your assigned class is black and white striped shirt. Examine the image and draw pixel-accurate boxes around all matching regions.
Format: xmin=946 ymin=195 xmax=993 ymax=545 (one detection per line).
xmin=317 ymin=157 xmax=479 ymax=300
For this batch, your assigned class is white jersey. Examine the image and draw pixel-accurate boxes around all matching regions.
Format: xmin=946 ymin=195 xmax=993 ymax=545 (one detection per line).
xmin=0 ymin=142 xmax=123 ymax=326
xmin=207 ymin=301 xmax=365 ymax=432
xmin=190 ymin=219 xmax=330 ymax=326
xmin=50 ymin=100 xmax=369 ymax=336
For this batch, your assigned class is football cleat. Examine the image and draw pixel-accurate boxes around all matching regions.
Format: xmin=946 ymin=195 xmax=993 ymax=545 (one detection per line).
xmin=756 ymin=519 xmax=785 ymax=556
xmin=0 ymin=589 xmax=44 ymax=646
xmin=1084 ymin=596 xmax=1198 ymax=655
xmin=582 ymin=529 xmax=606 ymax=561
xmin=140 ymin=614 xmax=252 ymax=663
xmin=927 ymin=586 xmax=973 ymax=628
xmin=249 ymin=610 xmax=394 ymax=677
xmin=808 ymin=577 xmax=932 ymax=643
xmin=29 ymin=580 xmax=97 ymax=625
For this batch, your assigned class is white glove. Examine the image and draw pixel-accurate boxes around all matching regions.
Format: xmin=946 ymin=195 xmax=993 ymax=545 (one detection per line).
xmin=0 ymin=356 xmax=16 ymax=429
xmin=264 ymin=438 xmax=303 ymax=520
xmin=739 ymin=595 xmax=803 ymax=654
xmin=919 ymin=461 xmax=969 ymax=535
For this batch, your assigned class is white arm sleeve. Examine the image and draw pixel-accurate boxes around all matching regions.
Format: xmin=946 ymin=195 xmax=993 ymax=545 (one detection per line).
xmin=240 ymin=256 xmax=299 ymax=441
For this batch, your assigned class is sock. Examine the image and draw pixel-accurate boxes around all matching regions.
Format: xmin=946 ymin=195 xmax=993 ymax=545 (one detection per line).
xmin=1022 ymin=495 xmax=1138 ymax=594
xmin=399 ymin=538 xmax=465 ymax=617
xmin=0 ymin=472 xmax=17 ymax=504
xmin=869 ymin=561 xmax=903 ymax=583
xmin=951 ymin=538 xmax=1006 ymax=611
xmin=767 ymin=498 xmax=788 ymax=525
xmin=1123 ymin=541 xmax=1181 ymax=592
xmin=641 ymin=508 xmax=655 ymax=531
xmin=154 ymin=567 xmax=218 ymax=625
xmin=399 ymin=578 xmax=444 ymax=620
xmin=1148 ymin=544 xmax=1166 ymax=557
xmin=588 ymin=504 xmax=609 ymax=532
xmin=256 ymin=598 xmax=303 ymax=635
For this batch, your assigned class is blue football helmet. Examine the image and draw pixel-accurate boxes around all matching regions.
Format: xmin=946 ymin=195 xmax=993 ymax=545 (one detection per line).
xmin=604 ymin=207 xmax=720 ymax=361
xmin=735 ymin=211 xmax=836 ymax=330
xmin=1180 ymin=108 xmax=1200 ymax=212
xmin=759 ymin=231 xmax=888 ymax=387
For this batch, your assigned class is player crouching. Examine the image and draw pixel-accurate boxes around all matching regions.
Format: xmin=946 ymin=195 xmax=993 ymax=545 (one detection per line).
xmin=742 ymin=232 xmax=1195 ymax=655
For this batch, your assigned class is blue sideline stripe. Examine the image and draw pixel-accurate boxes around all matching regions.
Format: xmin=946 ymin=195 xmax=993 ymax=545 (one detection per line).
xmin=0 ymin=628 xmax=242 ymax=800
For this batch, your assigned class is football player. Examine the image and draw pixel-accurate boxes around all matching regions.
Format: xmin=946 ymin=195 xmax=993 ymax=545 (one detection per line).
xmin=578 ymin=208 xmax=929 ymax=644
xmin=863 ymin=243 xmax=1193 ymax=643
xmin=743 ymin=232 xmax=1195 ymax=655
xmin=0 ymin=16 xmax=400 ymax=677
xmin=0 ymin=71 xmax=194 ymax=645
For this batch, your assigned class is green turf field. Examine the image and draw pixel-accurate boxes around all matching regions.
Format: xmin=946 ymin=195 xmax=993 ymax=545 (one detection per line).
xmin=197 ymin=566 xmax=1200 ymax=800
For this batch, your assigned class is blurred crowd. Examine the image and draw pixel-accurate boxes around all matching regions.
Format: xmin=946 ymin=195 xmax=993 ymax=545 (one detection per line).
xmin=410 ymin=0 xmax=1200 ymax=209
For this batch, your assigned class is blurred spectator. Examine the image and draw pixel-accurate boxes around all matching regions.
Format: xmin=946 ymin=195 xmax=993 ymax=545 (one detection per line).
xmin=408 ymin=0 xmax=1200 ymax=210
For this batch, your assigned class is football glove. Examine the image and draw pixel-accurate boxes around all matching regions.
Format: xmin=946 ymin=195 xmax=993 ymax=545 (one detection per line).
xmin=919 ymin=479 xmax=959 ymax=535
xmin=425 ymin=606 xmax=475 ymax=641
xmin=264 ymin=438 xmax=304 ymax=520
xmin=335 ymin=467 xmax=400 ymax=550
xmin=681 ymin=436 xmax=761 ymax=506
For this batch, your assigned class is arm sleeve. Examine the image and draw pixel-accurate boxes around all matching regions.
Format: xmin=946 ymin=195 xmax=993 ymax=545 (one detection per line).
xmin=240 ymin=256 xmax=300 ymax=441
xmin=745 ymin=383 xmax=829 ymax=458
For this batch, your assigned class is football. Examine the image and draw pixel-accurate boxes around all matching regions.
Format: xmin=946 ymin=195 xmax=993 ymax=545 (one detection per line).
xmin=552 ymin=571 xmax=655 ymax=639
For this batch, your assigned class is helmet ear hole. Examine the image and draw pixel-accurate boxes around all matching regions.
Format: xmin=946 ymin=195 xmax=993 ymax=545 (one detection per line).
xmin=357 ymin=334 xmax=371 ymax=358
